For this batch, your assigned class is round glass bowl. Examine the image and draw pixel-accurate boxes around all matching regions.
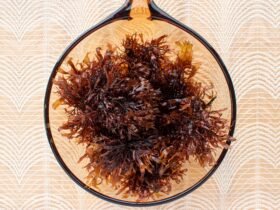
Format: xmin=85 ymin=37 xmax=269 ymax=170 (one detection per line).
xmin=44 ymin=0 xmax=236 ymax=206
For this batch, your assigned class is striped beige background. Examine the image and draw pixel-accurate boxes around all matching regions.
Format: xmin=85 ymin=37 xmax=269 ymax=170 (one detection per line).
xmin=0 ymin=0 xmax=279 ymax=209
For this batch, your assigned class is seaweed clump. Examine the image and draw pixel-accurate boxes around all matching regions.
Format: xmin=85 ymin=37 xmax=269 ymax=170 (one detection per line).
xmin=53 ymin=34 xmax=231 ymax=201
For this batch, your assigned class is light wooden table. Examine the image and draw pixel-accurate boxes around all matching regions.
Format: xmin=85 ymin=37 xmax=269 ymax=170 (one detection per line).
xmin=0 ymin=0 xmax=279 ymax=209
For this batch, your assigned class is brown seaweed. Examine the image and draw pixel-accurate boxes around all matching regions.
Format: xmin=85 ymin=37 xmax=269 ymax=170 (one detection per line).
xmin=53 ymin=34 xmax=232 ymax=200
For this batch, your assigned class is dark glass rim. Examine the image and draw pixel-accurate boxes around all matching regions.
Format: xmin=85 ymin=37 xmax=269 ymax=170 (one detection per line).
xmin=44 ymin=1 xmax=236 ymax=207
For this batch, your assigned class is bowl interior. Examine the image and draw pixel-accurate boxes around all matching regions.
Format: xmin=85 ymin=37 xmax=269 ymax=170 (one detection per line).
xmin=45 ymin=17 xmax=235 ymax=205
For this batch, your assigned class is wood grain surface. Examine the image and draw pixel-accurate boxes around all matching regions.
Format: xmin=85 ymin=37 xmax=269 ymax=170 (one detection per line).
xmin=0 ymin=0 xmax=279 ymax=209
